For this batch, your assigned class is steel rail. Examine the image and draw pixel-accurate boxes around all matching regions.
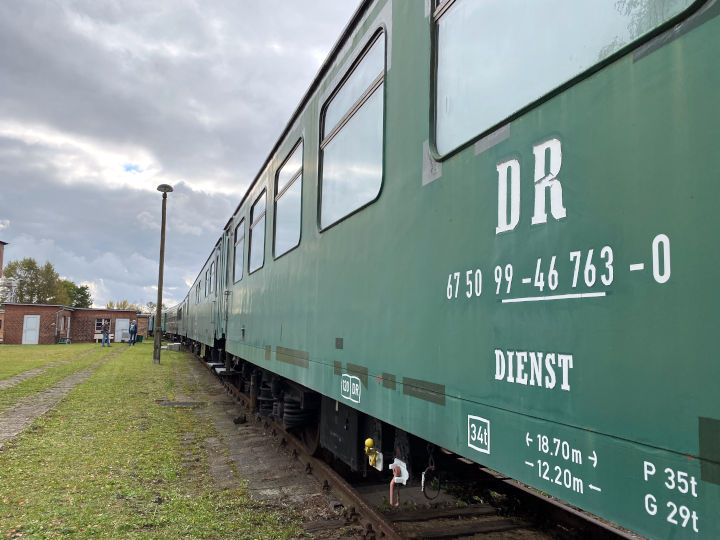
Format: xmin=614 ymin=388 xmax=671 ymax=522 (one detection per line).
xmin=201 ymin=362 xmax=402 ymax=539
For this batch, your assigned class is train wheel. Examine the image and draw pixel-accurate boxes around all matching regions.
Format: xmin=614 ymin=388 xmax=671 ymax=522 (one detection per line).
xmin=301 ymin=419 xmax=320 ymax=456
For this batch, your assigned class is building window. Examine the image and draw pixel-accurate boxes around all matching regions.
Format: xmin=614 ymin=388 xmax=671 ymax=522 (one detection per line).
xmin=249 ymin=191 xmax=266 ymax=273
xmin=433 ymin=0 xmax=695 ymax=155
xmin=234 ymin=219 xmax=245 ymax=282
xmin=320 ymin=33 xmax=385 ymax=229
xmin=275 ymin=142 xmax=303 ymax=257
xmin=94 ymin=318 xmax=110 ymax=332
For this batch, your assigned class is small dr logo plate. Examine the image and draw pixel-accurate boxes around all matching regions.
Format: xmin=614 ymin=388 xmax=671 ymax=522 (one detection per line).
xmin=341 ymin=374 xmax=361 ymax=403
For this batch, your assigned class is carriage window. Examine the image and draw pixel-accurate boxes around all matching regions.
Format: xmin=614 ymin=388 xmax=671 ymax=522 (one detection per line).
xmin=234 ymin=219 xmax=245 ymax=282
xmin=249 ymin=191 xmax=266 ymax=273
xmin=209 ymin=262 xmax=215 ymax=295
xmin=275 ymin=142 xmax=303 ymax=257
xmin=320 ymin=33 xmax=384 ymax=229
xmin=434 ymin=0 xmax=695 ymax=155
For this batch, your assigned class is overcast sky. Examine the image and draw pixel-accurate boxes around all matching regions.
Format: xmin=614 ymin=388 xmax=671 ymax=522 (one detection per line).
xmin=0 ymin=0 xmax=359 ymax=308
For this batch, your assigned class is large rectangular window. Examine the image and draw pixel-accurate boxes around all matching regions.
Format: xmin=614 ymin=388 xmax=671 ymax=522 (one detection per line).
xmin=249 ymin=191 xmax=266 ymax=273
xmin=94 ymin=318 xmax=110 ymax=333
xmin=234 ymin=219 xmax=245 ymax=282
xmin=320 ymin=33 xmax=385 ymax=229
xmin=434 ymin=0 xmax=695 ymax=155
xmin=274 ymin=142 xmax=303 ymax=257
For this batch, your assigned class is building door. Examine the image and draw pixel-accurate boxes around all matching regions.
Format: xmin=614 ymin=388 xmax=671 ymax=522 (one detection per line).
xmin=114 ymin=318 xmax=130 ymax=342
xmin=22 ymin=315 xmax=40 ymax=344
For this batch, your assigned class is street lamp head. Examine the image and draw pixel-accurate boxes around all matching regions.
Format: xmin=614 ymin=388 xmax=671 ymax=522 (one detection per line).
xmin=157 ymin=184 xmax=174 ymax=193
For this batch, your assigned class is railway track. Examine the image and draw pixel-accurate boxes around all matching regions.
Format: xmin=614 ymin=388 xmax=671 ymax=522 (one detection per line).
xmin=196 ymin=354 xmax=638 ymax=539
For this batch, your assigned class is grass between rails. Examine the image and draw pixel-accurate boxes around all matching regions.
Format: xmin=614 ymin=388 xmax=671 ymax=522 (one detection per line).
xmin=0 ymin=346 xmax=111 ymax=413
xmin=0 ymin=344 xmax=303 ymax=539
xmin=0 ymin=344 xmax=97 ymax=381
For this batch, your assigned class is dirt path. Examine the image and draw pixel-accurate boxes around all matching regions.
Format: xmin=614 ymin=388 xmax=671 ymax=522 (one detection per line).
xmin=176 ymin=355 xmax=343 ymax=523
xmin=0 ymin=350 xmax=119 ymax=450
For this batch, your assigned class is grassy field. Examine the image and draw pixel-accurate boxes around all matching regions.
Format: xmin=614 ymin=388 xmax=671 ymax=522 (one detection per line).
xmin=0 ymin=346 xmax=108 ymax=413
xmin=0 ymin=344 xmax=97 ymax=380
xmin=0 ymin=343 xmax=303 ymax=539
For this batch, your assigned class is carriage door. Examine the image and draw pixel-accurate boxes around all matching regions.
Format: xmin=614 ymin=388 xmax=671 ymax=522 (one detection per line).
xmin=22 ymin=315 xmax=40 ymax=344
xmin=114 ymin=318 xmax=130 ymax=342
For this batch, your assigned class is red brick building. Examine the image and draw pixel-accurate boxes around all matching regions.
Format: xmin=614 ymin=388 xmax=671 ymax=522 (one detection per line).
xmin=137 ymin=313 xmax=150 ymax=339
xmin=1 ymin=303 xmax=138 ymax=345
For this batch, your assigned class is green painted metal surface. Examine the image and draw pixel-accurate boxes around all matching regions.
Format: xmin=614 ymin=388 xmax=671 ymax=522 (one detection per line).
xmin=180 ymin=1 xmax=720 ymax=537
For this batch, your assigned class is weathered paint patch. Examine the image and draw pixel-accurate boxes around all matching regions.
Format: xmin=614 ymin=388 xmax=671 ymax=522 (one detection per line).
xmin=346 ymin=363 xmax=368 ymax=388
xmin=381 ymin=372 xmax=396 ymax=390
xmin=276 ymin=346 xmax=309 ymax=368
xmin=699 ymin=417 xmax=720 ymax=485
xmin=634 ymin=1 xmax=720 ymax=61
xmin=402 ymin=377 xmax=445 ymax=406
xmin=333 ymin=360 xmax=342 ymax=376
xmin=474 ymin=124 xmax=510 ymax=155
xmin=422 ymin=140 xmax=442 ymax=185
xmin=265 ymin=345 xmax=271 ymax=361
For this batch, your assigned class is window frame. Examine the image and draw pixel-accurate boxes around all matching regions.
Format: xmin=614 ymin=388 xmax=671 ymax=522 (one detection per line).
xmin=273 ymin=139 xmax=304 ymax=259
xmin=214 ymin=256 xmax=218 ymax=294
xmin=234 ymin=219 xmax=245 ymax=283
xmin=209 ymin=262 xmax=215 ymax=296
xmin=430 ymin=0 xmax=707 ymax=160
xmin=248 ymin=190 xmax=267 ymax=274
xmin=318 ymin=29 xmax=387 ymax=232
xmin=94 ymin=318 xmax=110 ymax=333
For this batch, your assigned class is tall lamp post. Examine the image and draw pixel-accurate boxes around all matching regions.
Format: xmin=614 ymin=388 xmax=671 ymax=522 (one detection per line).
xmin=153 ymin=183 xmax=173 ymax=364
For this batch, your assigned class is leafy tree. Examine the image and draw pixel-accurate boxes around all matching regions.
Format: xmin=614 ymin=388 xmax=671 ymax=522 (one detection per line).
xmin=58 ymin=280 xmax=93 ymax=308
xmin=3 ymin=258 xmax=39 ymax=303
xmin=145 ymin=301 xmax=166 ymax=313
xmin=57 ymin=280 xmax=75 ymax=306
xmin=106 ymin=299 xmax=143 ymax=311
xmin=2 ymin=258 xmax=92 ymax=306
xmin=38 ymin=262 xmax=61 ymax=303
xmin=73 ymin=285 xmax=93 ymax=308
xmin=2 ymin=258 xmax=61 ymax=304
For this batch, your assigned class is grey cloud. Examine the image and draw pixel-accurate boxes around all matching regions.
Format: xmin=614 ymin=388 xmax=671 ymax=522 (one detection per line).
xmin=0 ymin=0 xmax=358 ymax=306
xmin=0 ymin=1 xmax=358 ymax=192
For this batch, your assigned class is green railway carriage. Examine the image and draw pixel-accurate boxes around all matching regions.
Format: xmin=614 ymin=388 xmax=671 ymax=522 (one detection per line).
xmin=168 ymin=1 xmax=720 ymax=537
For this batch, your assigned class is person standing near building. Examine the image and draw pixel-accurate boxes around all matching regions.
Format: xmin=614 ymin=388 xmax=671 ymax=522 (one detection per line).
xmin=128 ymin=319 xmax=138 ymax=345
xmin=101 ymin=319 xmax=111 ymax=347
